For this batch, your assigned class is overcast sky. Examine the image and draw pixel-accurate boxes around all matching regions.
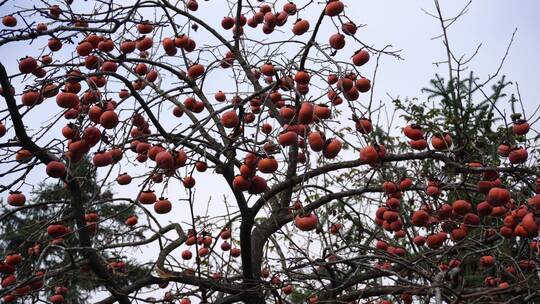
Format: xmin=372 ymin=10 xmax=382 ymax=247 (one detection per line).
xmin=358 ymin=1 xmax=539 ymax=114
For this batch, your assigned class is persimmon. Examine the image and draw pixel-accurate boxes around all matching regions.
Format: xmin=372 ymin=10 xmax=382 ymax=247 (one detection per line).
xmin=110 ymin=148 xmax=122 ymax=163
xmin=325 ymin=0 xmax=344 ymax=16
xmin=221 ymin=111 xmax=239 ymax=128
xmin=329 ymin=33 xmax=345 ymax=49
xmin=337 ymin=77 xmax=353 ymax=92
xmin=233 ymin=175 xmax=251 ymax=191
xmin=169 ymin=35 xmax=185 ymax=50
xmin=191 ymin=101 xmax=204 ymax=113
xmin=100 ymin=61 xmax=117 ymax=73
xmin=464 ymin=213 xmax=480 ymax=227
xmin=2 ymin=15 xmax=17 ymax=27
xmin=154 ymin=198 xmax=172 ymax=214
xmin=15 ymin=149 xmax=33 ymax=163
xmin=279 ymin=106 xmax=295 ymax=120
xmin=360 ymin=145 xmax=379 ymax=164
xmin=42 ymin=83 xmax=59 ymax=98
xmin=403 ymin=124 xmax=424 ymax=140
xmin=512 ymin=119 xmax=530 ymax=135
xmin=298 ymin=102 xmax=314 ymax=124
xmin=139 ymin=190 xmax=156 ymax=205
xmin=451 ymin=228 xmax=467 ymax=241
xmin=398 ymin=178 xmax=412 ymax=190
xmin=99 ymin=111 xmax=119 ymax=129
xmin=46 ymin=161 xmax=66 ymax=178
xmin=47 ymin=224 xmax=68 ymax=238
xmin=120 ymin=40 xmax=136 ymax=53
xmin=283 ymin=284 xmax=293 ymax=295
xmin=480 ymin=255 xmax=495 ymax=267
xmin=382 ymin=210 xmax=399 ymax=222
xmin=85 ymin=34 xmax=102 ymax=47
xmin=292 ymin=19 xmax=309 ymax=35
xmin=487 ymin=187 xmax=510 ymax=206
xmin=183 ymin=176 xmax=196 ymax=188
xmin=169 ymin=105 xmax=184 ymax=118
xmin=508 ymin=147 xmax=528 ymax=164
xmin=180 ymin=298 xmax=192 ymax=304
xmin=264 ymin=12 xmax=277 ymax=26
xmin=174 ymin=150 xmax=188 ymax=167
xmin=187 ymin=0 xmax=198 ymax=11
xmin=426 ymin=233 xmax=445 ymax=249
xmin=521 ymin=213 xmax=538 ymax=236
xmin=97 ymin=39 xmax=114 ymax=52
xmin=413 ymin=235 xmax=426 ymax=246
xmin=431 ymin=134 xmax=453 ymax=150
xmin=0 ymin=2 xmax=535 ymax=300
xmin=260 ymin=63 xmax=275 ymax=76
xmin=294 ymin=70 xmax=310 ymax=85
xmin=277 ymin=131 xmax=298 ymax=146
xmin=352 ymin=50 xmax=370 ymax=66
xmin=354 ymin=118 xmax=372 ymax=134
xmin=36 ymin=23 xmax=47 ymax=32
xmin=93 ymin=151 xmax=112 ymax=167
xmin=116 ymin=173 xmax=132 ymax=185
xmin=240 ymin=164 xmax=256 ymax=178
xmin=198 ymin=247 xmax=209 ymax=257
xmin=355 ymin=78 xmax=371 ymax=92
xmin=258 ymin=157 xmax=278 ymax=173
xmin=136 ymin=36 xmax=153 ymax=51
xmin=386 ymin=197 xmax=400 ymax=209
xmin=147 ymin=146 xmax=164 ymax=161
xmin=452 ymin=200 xmax=472 ymax=215
xmin=21 ymin=90 xmax=43 ymax=106
xmin=342 ymin=21 xmax=357 ymax=35
xmin=55 ymin=91 xmax=79 ymax=109
xmin=18 ymin=57 xmax=37 ymax=74
xmin=221 ymin=17 xmax=235 ymax=30
xmin=1 ymin=275 xmax=16 ymax=288
xmin=294 ymin=213 xmax=318 ymax=231
xmin=82 ymin=127 xmax=101 ymax=146
xmin=323 ymin=138 xmax=342 ymax=159
xmin=135 ymin=142 xmax=151 ymax=154
xmin=314 ymin=104 xmax=331 ymax=120
xmin=7 ymin=191 xmax=25 ymax=207
xmin=218 ymin=230 xmax=231 ymax=241
xmin=133 ymin=64 xmax=149 ymax=78
xmin=275 ymin=11 xmax=288 ymax=26
xmin=382 ymin=181 xmax=397 ymax=193
xmin=76 ymin=41 xmax=94 ymax=57
xmin=212 ymin=91 xmax=226 ymax=103
xmin=156 ymin=151 xmax=175 ymax=169
xmin=187 ymin=63 xmax=204 ymax=79
xmin=497 ymin=143 xmax=511 ymax=157
xmin=259 ymin=4 xmax=271 ymax=13
xmin=194 ymin=161 xmax=207 ymax=172
xmin=84 ymin=55 xmax=100 ymax=70
xmin=329 ymin=223 xmax=343 ymax=234
xmin=181 ymin=250 xmax=192 ymax=260
xmin=137 ymin=22 xmax=153 ymax=34
xmin=476 ymin=201 xmax=493 ymax=216
xmin=47 ymin=38 xmax=62 ymax=52
xmin=261 ymin=123 xmax=272 ymax=134
xmin=283 ymin=2 xmax=297 ymax=15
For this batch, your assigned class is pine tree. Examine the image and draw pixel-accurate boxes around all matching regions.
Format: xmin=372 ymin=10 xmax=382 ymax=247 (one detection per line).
xmin=0 ymin=157 xmax=147 ymax=302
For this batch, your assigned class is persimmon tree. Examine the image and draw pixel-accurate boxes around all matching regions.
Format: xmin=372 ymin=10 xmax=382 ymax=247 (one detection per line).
xmin=0 ymin=1 xmax=538 ymax=304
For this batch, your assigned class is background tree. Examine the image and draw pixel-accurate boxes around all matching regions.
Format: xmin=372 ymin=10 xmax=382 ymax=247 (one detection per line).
xmin=0 ymin=157 xmax=144 ymax=303
xmin=0 ymin=1 xmax=538 ymax=304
